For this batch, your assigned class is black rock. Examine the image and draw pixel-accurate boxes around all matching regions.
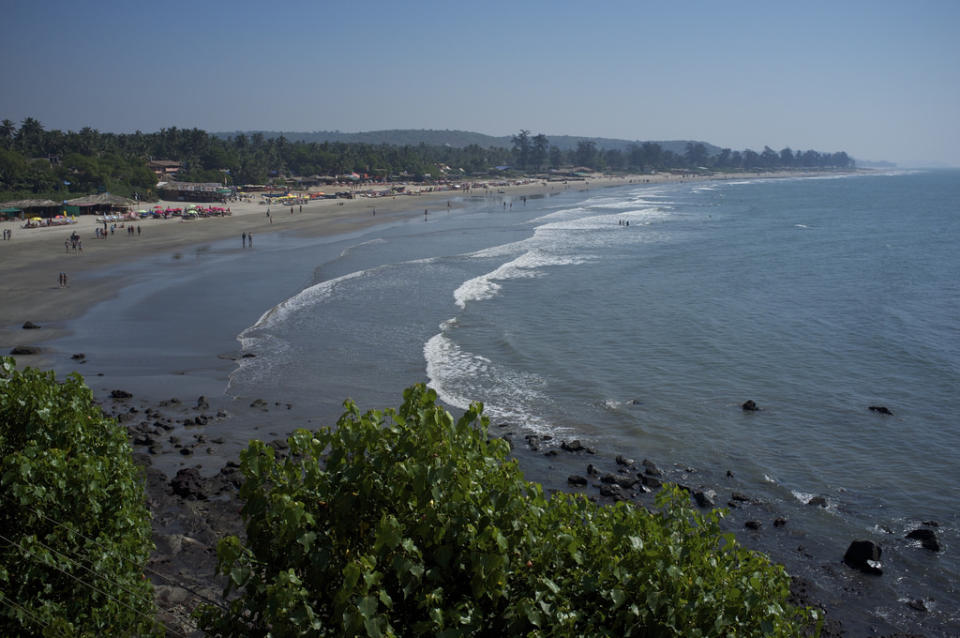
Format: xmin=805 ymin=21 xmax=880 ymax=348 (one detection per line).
xmin=196 ymin=396 xmax=210 ymax=410
xmin=179 ymin=447 xmax=193 ymax=456
xmin=241 ymin=352 xmax=256 ymax=358
xmin=132 ymin=434 xmax=155 ymax=446
xmin=110 ymin=389 xmax=133 ymax=399
xmin=693 ymin=490 xmax=716 ymax=508
xmin=745 ymin=520 xmax=762 ymax=530
xmin=560 ymin=440 xmax=584 ymax=452
xmin=170 ymin=468 xmax=206 ymax=499
xmin=615 ymin=454 xmax=634 ymax=467
xmin=773 ymin=517 xmax=788 ymax=528
xmin=807 ymin=496 xmax=828 ymax=508
xmin=586 ymin=464 xmax=599 ymax=476
xmin=640 ymin=474 xmax=662 ymax=489
xmin=544 ymin=450 xmax=558 ymax=457
xmin=730 ymin=492 xmax=751 ymax=502
xmin=868 ymin=405 xmax=893 ymax=415
xmin=71 ymin=353 xmax=85 ymax=360
xmin=906 ymin=528 xmax=941 ymax=552
xmin=10 ymin=345 xmax=41 ymax=355
xmin=567 ymin=475 xmax=588 ymax=487
xmin=250 ymin=398 xmax=268 ymax=409
xmin=906 ymin=599 xmax=928 ymax=613
xmin=641 ymin=459 xmax=662 ymax=476
xmin=599 ymin=484 xmax=625 ymax=499
xmin=22 ymin=321 xmax=41 ymax=329
xmin=843 ymin=540 xmax=883 ymax=575
xmin=601 ymin=473 xmax=638 ymax=489
xmin=742 ymin=400 xmax=759 ymax=411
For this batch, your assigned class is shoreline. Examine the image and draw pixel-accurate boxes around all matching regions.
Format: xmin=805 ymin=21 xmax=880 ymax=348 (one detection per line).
xmin=0 ymin=169 xmax=860 ymax=359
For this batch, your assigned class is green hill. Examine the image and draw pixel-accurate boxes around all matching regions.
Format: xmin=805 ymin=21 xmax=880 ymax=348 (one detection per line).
xmin=214 ymin=128 xmax=721 ymax=156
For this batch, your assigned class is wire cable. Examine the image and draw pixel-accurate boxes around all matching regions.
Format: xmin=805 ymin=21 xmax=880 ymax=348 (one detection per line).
xmin=2 ymin=494 xmax=231 ymax=612
xmin=0 ymin=532 xmax=188 ymax=638
xmin=0 ymin=589 xmax=59 ymax=636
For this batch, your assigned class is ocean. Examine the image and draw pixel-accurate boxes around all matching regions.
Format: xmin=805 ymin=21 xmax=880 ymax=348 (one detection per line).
xmin=53 ymin=170 xmax=960 ymax=633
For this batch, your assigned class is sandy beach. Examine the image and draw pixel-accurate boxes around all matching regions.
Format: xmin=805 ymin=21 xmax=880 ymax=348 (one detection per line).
xmin=0 ymin=170 xmax=849 ymax=360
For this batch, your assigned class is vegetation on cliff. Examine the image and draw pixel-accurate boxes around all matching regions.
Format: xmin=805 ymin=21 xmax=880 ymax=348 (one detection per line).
xmin=0 ymin=357 xmax=159 ymax=636
xmin=198 ymin=384 xmax=819 ymax=637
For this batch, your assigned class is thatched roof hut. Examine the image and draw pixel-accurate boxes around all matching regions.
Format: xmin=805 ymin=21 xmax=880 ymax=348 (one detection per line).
xmin=0 ymin=198 xmax=60 ymax=208
xmin=0 ymin=199 xmax=61 ymax=217
xmin=64 ymin=193 xmax=138 ymax=209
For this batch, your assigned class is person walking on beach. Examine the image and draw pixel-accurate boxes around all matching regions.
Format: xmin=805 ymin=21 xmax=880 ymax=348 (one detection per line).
xmin=242 ymin=232 xmax=247 ymax=248
xmin=248 ymin=233 xmax=253 ymax=247
xmin=137 ymin=225 xmax=141 ymax=236
xmin=65 ymin=239 xmax=70 ymax=253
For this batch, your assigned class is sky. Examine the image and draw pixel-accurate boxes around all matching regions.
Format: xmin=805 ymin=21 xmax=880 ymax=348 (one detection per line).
xmin=2 ymin=0 xmax=959 ymax=166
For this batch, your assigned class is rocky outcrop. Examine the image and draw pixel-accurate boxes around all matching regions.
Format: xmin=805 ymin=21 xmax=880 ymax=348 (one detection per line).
xmin=868 ymin=405 xmax=893 ymax=415
xmin=170 ymin=468 xmax=206 ymax=500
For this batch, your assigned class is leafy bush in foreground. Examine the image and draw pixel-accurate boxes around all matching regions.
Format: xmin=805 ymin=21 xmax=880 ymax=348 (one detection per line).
xmin=199 ymin=384 xmax=819 ymax=637
xmin=0 ymin=358 xmax=159 ymax=636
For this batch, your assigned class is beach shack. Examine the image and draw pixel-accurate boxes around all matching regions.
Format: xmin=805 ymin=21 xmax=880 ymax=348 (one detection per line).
xmin=0 ymin=199 xmax=61 ymax=219
xmin=158 ymin=181 xmax=235 ymax=202
xmin=64 ymin=193 xmax=138 ymax=216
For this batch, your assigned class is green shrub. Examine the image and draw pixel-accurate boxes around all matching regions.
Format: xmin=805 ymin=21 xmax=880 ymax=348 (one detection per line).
xmin=199 ymin=384 xmax=819 ymax=637
xmin=0 ymin=358 xmax=159 ymax=636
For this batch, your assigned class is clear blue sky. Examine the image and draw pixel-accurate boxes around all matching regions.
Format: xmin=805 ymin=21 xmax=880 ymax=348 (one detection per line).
xmin=3 ymin=0 xmax=958 ymax=166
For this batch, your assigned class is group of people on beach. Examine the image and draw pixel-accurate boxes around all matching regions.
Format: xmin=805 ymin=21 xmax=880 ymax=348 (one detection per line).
xmin=94 ymin=222 xmax=141 ymax=239
xmin=65 ymin=231 xmax=82 ymax=254
xmin=241 ymin=232 xmax=254 ymax=248
xmin=1 ymin=228 xmax=11 ymax=240
xmin=57 ymin=272 xmax=68 ymax=288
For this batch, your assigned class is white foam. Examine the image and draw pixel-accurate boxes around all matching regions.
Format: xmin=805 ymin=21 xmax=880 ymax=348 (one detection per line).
xmin=453 ymin=249 xmax=592 ymax=309
xmin=424 ymin=331 xmax=555 ymax=432
xmin=339 ymin=237 xmax=387 ymax=258
xmin=243 ymin=268 xmax=374 ymax=335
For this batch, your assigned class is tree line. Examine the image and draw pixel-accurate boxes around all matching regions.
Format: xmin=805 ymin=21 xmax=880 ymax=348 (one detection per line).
xmin=511 ymin=130 xmax=853 ymax=172
xmin=1 ymin=117 xmax=853 ymax=201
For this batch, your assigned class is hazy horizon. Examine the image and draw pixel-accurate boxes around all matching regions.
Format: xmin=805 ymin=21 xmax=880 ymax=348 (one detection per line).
xmin=2 ymin=0 xmax=958 ymax=167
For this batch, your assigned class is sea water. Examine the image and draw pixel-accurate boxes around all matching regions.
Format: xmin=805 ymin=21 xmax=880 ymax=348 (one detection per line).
xmin=53 ymin=171 xmax=960 ymax=633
